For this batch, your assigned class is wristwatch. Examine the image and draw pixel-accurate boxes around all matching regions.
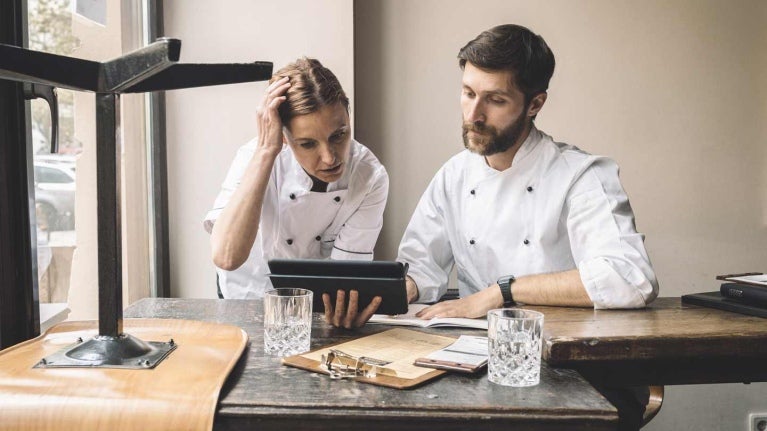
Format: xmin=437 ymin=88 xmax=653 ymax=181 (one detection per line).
xmin=497 ymin=275 xmax=516 ymax=306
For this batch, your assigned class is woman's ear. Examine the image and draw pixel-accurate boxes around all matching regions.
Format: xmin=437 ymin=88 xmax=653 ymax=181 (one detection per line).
xmin=527 ymin=92 xmax=547 ymax=118
xmin=282 ymin=126 xmax=290 ymax=145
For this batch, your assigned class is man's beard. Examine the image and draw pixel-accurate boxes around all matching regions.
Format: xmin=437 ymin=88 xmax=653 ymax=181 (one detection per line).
xmin=462 ymin=112 xmax=527 ymax=156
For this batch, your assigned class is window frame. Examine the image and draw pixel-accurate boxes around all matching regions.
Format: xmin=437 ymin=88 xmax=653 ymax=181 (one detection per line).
xmin=0 ymin=0 xmax=40 ymax=349
xmin=0 ymin=0 xmax=169 ymax=349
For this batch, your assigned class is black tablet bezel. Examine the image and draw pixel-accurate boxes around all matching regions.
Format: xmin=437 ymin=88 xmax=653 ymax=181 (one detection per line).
xmin=267 ymin=259 xmax=409 ymax=315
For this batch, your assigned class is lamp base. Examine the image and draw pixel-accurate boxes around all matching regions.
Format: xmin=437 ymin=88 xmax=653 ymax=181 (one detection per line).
xmin=34 ymin=333 xmax=176 ymax=369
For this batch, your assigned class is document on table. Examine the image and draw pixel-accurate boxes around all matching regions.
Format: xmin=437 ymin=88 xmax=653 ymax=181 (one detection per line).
xmin=369 ymin=304 xmax=488 ymax=330
xmin=726 ymin=274 xmax=767 ymax=286
xmin=414 ymin=335 xmax=488 ymax=373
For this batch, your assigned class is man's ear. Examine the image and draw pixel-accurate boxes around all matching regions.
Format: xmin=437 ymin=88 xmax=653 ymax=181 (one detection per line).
xmin=527 ymin=92 xmax=547 ymax=118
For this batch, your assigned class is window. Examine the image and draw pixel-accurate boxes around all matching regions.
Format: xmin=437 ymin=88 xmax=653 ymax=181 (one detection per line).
xmin=27 ymin=0 xmax=160 ymax=328
xmin=36 ymin=165 xmax=74 ymax=184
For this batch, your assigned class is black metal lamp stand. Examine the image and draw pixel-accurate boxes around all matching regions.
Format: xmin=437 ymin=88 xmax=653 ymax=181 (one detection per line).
xmin=0 ymin=38 xmax=272 ymax=368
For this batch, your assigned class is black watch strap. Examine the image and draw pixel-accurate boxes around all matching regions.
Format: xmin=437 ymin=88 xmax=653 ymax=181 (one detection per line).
xmin=497 ymin=275 xmax=516 ymax=306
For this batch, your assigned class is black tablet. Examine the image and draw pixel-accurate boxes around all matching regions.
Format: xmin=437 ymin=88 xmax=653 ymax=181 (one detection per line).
xmin=267 ymin=259 xmax=409 ymax=315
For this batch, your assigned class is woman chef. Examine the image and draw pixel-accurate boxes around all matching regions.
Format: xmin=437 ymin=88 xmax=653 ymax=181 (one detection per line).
xmin=205 ymin=58 xmax=388 ymax=328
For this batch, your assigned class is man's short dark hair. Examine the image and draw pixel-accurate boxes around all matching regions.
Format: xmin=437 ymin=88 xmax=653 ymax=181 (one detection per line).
xmin=458 ymin=24 xmax=555 ymax=104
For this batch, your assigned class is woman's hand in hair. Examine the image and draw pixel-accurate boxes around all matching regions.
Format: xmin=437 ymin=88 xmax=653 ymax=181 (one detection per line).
xmin=256 ymin=76 xmax=290 ymax=158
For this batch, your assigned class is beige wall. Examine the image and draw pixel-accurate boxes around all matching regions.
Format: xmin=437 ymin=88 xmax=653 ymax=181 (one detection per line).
xmin=164 ymin=0 xmax=354 ymax=299
xmin=354 ymin=0 xmax=767 ymax=430
xmin=164 ymin=1 xmax=766 ymax=428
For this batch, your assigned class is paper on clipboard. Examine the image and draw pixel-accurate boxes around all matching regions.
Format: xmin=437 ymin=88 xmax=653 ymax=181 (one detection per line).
xmin=282 ymin=328 xmax=457 ymax=388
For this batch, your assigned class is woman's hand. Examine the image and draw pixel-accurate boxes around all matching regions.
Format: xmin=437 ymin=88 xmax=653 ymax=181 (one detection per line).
xmin=256 ymin=76 xmax=291 ymax=158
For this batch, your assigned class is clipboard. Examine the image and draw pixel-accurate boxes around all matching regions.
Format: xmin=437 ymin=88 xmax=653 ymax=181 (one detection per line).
xmin=282 ymin=328 xmax=456 ymax=389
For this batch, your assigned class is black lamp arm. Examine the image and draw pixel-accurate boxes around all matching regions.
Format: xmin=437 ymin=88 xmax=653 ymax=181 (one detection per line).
xmin=23 ymin=83 xmax=58 ymax=153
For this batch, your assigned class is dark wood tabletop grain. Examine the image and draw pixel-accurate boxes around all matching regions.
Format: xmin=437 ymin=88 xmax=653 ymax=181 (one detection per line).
xmin=125 ymin=298 xmax=617 ymax=431
xmin=525 ymin=297 xmax=767 ymax=386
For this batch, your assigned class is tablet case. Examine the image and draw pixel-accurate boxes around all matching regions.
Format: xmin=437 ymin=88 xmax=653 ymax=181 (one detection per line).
xmin=720 ymin=283 xmax=767 ymax=308
xmin=267 ymin=259 xmax=409 ymax=315
xmin=681 ymin=291 xmax=767 ymax=318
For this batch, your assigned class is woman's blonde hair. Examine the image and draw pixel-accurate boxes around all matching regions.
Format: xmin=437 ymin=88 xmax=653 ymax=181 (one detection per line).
xmin=269 ymin=57 xmax=349 ymax=125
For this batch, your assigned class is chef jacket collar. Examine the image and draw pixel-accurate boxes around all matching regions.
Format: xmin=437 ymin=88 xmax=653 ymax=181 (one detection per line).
xmin=468 ymin=125 xmax=543 ymax=183
xmin=284 ymin=141 xmax=355 ymax=196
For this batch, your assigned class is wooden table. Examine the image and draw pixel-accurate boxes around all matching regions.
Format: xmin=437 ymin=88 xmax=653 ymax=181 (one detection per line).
xmin=125 ymin=298 xmax=617 ymax=431
xmin=530 ymin=297 xmax=767 ymax=386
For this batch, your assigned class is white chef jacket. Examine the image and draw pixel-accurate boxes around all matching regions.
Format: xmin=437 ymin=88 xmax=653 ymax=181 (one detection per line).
xmin=397 ymin=127 xmax=658 ymax=309
xmin=205 ymin=139 xmax=389 ymax=299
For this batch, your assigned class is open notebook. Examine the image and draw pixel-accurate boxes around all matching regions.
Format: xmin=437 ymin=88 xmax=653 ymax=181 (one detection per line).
xmin=369 ymin=303 xmax=488 ymax=330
